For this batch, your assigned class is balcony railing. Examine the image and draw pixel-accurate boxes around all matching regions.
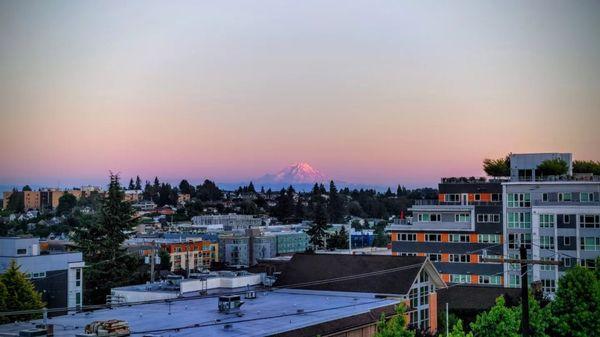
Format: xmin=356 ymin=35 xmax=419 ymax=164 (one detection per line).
xmin=413 ymin=199 xmax=501 ymax=206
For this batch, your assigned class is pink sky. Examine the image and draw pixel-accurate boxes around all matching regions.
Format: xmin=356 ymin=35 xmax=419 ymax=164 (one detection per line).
xmin=1 ymin=1 xmax=599 ymax=187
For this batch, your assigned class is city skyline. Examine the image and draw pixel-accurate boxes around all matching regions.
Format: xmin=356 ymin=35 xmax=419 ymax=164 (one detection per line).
xmin=1 ymin=1 xmax=600 ymax=187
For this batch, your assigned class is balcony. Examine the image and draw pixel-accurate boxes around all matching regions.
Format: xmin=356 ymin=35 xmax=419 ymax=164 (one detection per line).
xmin=413 ymin=199 xmax=501 ymax=206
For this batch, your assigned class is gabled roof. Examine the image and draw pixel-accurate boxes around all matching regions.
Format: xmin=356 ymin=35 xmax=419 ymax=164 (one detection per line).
xmin=274 ymin=253 xmax=445 ymax=296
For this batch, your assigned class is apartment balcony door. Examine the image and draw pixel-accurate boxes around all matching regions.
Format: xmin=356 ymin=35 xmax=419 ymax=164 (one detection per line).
xmin=461 ymin=194 xmax=468 ymax=205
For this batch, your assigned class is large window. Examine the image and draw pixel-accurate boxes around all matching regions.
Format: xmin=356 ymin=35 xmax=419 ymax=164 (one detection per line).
xmin=541 ymin=279 xmax=556 ymax=293
xmin=427 ymin=253 xmax=441 ymax=262
xmin=477 ymin=214 xmax=500 ymax=223
xmin=449 ymin=234 xmax=470 ymax=243
xmin=508 ymin=233 xmax=531 ymax=249
xmin=580 ymin=237 xmax=600 ymax=251
xmin=449 ymin=254 xmax=471 ymax=263
xmin=579 ymin=215 xmax=600 ymax=228
xmin=425 ymin=234 xmax=441 ymax=242
xmin=540 ymin=236 xmax=555 ymax=250
xmin=478 ymin=234 xmax=500 ymax=243
xmin=580 ymin=192 xmax=595 ymax=202
xmin=509 ymin=274 xmax=521 ymax=287
xmin=508 ymin=193 xmax=530 ymax=207
xmin=455 ymin=213 xmax=471 ymax=222
xmin=450 ymin=274 xmax=470 ymax=284
xmin=444 ymin=194 xmax=460 ymax=203
xmin=398 ymin=233 xmax=417 ymax=241
xmin=558 ymin=192 xmax=572 ymax=202
xmin=478 ymin=275 xmax=501 ymax=285
xmin=540 ymin=257 xmax=556 ymax=271
xmin=508 ymin=212 xmax=531 ymax=229
xmin=418 ymin=213 xmax=441 ymax=222
xmin=539 ymin=214 xmax=555 ymax=228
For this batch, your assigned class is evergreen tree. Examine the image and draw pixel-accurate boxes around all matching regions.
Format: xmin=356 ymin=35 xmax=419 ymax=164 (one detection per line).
xmin=73 ymin=173 xmax=141 ymax=304
xmin=179 ymin=179 xmax=193 ymax=195
xmin=247 ymin=181 xmax=256 ymax=193
xmin=128 ymin=178 xmax=135 ymax=190
xmin=384 ymin=187 xmax=394 ymax=198
xmin=135 ymin=176 xmax=142 ymax=190
xmin=307 ymin=201 xmax=329 ymax=249
xmin=0 ymin=260 xmax=44 ymax=323
xmin=327 ymin=181 xmax=345 ymax=223
xmin=158 ymin=250 xmax=171 ymax=271
xmin=22 ymin=185 xmax=32 ymax=192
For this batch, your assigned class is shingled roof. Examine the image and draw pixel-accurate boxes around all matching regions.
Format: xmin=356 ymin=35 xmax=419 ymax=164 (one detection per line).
xmin=437 ymin=285 xmax=521 ymax=311
xmin=274 ymin=253 xmax=442 ymax=295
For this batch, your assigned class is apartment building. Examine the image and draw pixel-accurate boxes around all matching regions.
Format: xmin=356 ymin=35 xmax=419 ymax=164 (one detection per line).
xmin=2 ymin=188 xmax=85 ymax=211
xmin=191 ymin=214 xmax=262 ymax=230
xmin=390 ymin=178 xmax=504 ymax=286
xmin=160 ymin=241 xmax=219 ymax=273
xmin=0 ymin=237 xmax=85 ymax=313
xmin=503 ymin=153 xmax=600 ymax=295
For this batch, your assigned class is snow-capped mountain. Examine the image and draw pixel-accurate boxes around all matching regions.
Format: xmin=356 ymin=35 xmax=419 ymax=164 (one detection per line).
xmin=256 ymin=162 xmax=327 ymax=185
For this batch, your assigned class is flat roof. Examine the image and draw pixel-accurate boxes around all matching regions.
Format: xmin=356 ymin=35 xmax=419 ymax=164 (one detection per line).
xmin=0 ymin=289 xmax=400 ymax=337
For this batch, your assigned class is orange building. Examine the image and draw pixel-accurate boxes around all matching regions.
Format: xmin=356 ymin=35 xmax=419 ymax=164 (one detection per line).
xmin=160 ymin=241 xmax=219 ymax=272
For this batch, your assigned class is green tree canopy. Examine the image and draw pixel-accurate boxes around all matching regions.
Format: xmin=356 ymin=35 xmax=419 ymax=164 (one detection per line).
xmin=549 ymin=265 xmax=600 ymax=337
xmin=470 ymin=296 xmax=520 ymax=337
xmin=537 ymin=158 xmax=569 ymax=176
xmin=572 ymin=160 xmax=600 ymax=175
xmin=21 ymin=185 xmax=32 ymax=192
xmin=0 ymin=260 xmax=44 ymax=323
xmin=482 ymin=156 xmax=510 ymax=177
xmin=374 ymin=304 xmax=414 ymax=337
xmin=56 ymin=192 xmax=77 ymax=216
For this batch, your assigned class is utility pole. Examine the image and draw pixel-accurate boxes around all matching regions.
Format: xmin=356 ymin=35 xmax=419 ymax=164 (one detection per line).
xmin=149 ymin=240 xmax=156 ymax=283
xmin=520 ymin=245 xmax=530 ymax=337
xmin=481 ymin=244 xmax=561 ymax=337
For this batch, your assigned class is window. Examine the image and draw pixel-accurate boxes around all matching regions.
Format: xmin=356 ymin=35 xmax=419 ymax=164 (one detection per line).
xmin=449 ymin=234 xmax=470 ymax=243
xmin=76 ymin=268 xmax=81 ymax=287
xmin=540 ymin=236 xmax=555 ymax=250
xmin=419 ymin=272 xmax=429 ymax=283
xmin=444 ymin=194 xmax=460 ymax=203
xmin=508 ymin=193 xmax=531 ymax=207
xmin=28 ymin=272 xmax=46 ymax=279
xmin=580 ymin=192 xmax=595 ymax=202
xmin=508 ymin=212 xmax=531 ymax=229
xmin=399 ymin=252 xmax=417 ymax=257
xmin=509 ymin=274 xmax=521 ymax=287
xmin=449 ymin=254 xmax=471 ymax=263
xmin=579 ymin=215 xmax=600 ymax=228
xmin=455 ymin=213 xmax=471 ymax=222
xmin=580 ymin=237 xmax=600 ymax=251
xmin=425 ymin=234 xmax=441 ymax=242
xmin=563 ymin=214 xmax=570 ymax=223
xmin=541 ymin=279 xmax=556 ymax=294
xmin=508 ymin=253 xmax=520 ymax=270
xmin=508 ymin=233 xmax=531 ymax=249
xmin=558 ymin=193 xmax=572 ymax=202
xmin=491 ymin=193 xmax=501 ymax=202
xmin=76 ymin=292 xmax=81 ymax=305
xmin=418 ymin=213 xmax=441 ymax=222
xmin=478 ymin=275 xmax=501 ymax=285
xmin=480 ymin=254 xmax=501 ymax=263
xmin=581 ymin=259 xmax=596 ymax=269
xmin=399 ymin=233 xmax=417 ymax=241
xmin=477 ymin=214 xmax=500 ymax=223
xmin=563 ymin=237 xmax=571 ymax=246
xmin=16 ymin=249 xmax=27 ymax=255
xmin=562 ymin=257 xmax=572 ymax=268
xmin=478 ymin=234 xmax=500 ymax=243
xmin=474 ymin=194 xmax=481 ymax=201
xmin=450 ymin=274 xmax=470 ymax=283
xmin=409 ymin=288 xmax=418 ymax=308
xmin=540 ymin=257 xmax=555 ymax=271
xmin=539 ymin=214 xmax=555 ymax=228
xmin=427 ymin=253 xmax=441 ymax=262
xmin=542 ymin=193 xmax=549 ymax=202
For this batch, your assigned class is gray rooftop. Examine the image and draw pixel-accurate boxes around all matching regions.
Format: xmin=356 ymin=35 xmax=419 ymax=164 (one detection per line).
xmin=0 ymin=289 xmax=400 ymax=337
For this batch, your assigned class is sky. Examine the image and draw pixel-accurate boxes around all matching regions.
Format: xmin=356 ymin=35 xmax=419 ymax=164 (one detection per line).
xmin=1 ymin=0 xmax=600 ymax=188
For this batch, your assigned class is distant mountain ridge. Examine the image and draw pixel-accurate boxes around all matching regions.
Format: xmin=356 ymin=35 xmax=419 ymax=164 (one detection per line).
xmin=256 ymin=162 xmax=328 ymax=185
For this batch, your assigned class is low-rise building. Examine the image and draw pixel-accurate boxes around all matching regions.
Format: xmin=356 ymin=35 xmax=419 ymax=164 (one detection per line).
xmin=192 ymin=214 xmax=262 ymax=230
xmin=0 ymin=237 xmax=85 ymax=313
xmin=160 ymin=241 xmax=219 ymax=273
